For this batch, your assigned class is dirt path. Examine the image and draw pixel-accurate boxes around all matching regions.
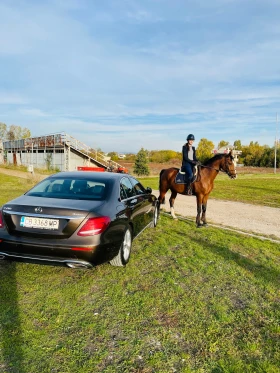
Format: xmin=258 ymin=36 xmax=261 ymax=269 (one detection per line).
xmin=154 ymin=191 xmax=280 ymax=241
xmin=0 ymin=168 xmax=47 ymax=181
xmin=1 ymin=168 xmax=279 ymax=241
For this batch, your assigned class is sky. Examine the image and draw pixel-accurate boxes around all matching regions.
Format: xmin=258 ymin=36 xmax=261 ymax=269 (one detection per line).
xmin=1 ymin=0 xmax=280 ymax=153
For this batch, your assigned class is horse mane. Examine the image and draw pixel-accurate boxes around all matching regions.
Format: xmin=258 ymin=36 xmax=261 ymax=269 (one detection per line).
xmin=203 ymin=153 xmax=228 ymax=166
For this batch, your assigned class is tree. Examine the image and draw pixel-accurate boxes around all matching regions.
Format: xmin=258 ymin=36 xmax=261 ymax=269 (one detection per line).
xmin=241 ymin=141 xmax=265 ymax=166
xmin=196 ymin=138 xmax=215 ymax=163
xmin=259 ymin=147 xmax=277 ymax=167
xmin=107 ymin=152 xmax=119 ymax=161
xmin=217 ymin=140 xmax=229 ymax=149
xmin=124 ymin=153 xmax=136 ymax=161
xmin=133 ymin=148 xmax=150 ymax=176
xmin=234 ymin=140 xmax=242 ymax=149
xmin=0 ymin=122 xmax=7 ymax=140
xmin=0 ymin=124 xmax=31 ymax=140
xmin=9 ymin=125 xmax=22 ymax=139
xmin=149 ymin=150 xmax=180 ymax=163
xmin=21 ymin=127 xmax=31 ymax=138
xmin=6 ymin=129 xmax=16 ymax=140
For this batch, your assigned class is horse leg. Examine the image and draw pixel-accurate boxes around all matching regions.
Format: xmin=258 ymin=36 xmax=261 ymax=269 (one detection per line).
xmin=196 ymin=194 xmax=203 ymax=227
xmin=201 ymin=194 xmax=209 ymax=226
xmin=169 ymin=190 xmax=178 ymax=219
xmin=158 ymin=190 xmax=167 ymax=210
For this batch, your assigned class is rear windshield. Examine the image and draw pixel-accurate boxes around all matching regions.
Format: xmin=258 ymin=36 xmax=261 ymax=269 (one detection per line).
xmin=26 ymin=178 xmax=109 ymax=200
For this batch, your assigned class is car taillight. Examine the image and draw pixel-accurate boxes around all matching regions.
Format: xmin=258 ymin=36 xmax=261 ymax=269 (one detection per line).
xmin=0 ymin=211 xmax=4 ymax=228
xmin=77 ymin=216 xmax=111 ymax=236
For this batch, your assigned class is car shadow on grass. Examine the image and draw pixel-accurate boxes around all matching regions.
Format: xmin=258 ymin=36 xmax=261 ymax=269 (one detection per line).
xmin=0 ymin=261 xmax=25 ymax=372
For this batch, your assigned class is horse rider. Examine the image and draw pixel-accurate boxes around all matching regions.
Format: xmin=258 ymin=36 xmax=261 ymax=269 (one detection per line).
xmin=182 ymin=134 xmax=199 ymax=194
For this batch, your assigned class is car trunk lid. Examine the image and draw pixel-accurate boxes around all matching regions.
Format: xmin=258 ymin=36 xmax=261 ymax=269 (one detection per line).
xmin=2 ymin=197 xmax=104 ymax=239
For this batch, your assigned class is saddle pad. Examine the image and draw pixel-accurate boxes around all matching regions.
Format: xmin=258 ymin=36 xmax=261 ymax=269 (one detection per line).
xmin=175 ymin=171 xmax=187 ymax=184
xmin=175 ymin=166 xmax=198 ymax=184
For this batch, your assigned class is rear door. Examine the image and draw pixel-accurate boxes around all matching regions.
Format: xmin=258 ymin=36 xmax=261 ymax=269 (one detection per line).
xmin=119 ymin=177 xmax=146 ymax=236
xmin=129 ymin=177 xmax=154 ymax=226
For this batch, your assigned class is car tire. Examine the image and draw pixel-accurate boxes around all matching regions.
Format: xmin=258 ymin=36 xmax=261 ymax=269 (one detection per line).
xmin=152 ymin=201 xmax=159 ymax=227
xmin=109 ymin=226 xmax=132 ymax=267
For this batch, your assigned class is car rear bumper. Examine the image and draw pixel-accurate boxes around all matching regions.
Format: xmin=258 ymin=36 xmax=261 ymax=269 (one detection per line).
xmin=0 ymin=238 xmax=121 ymax=268
xmin=0 ymin=251 xmax=93 ymax=269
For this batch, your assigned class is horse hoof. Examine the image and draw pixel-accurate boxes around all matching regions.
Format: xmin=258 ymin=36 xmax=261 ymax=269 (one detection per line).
xmin=203 ymin=223 xmax=208 ymax=227
xmin=197 ymin=224 xmax=203 ymax=228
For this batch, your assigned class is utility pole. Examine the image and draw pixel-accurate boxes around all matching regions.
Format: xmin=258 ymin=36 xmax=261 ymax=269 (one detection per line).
xmin=275 ymin=113 xmax=278 ymax=174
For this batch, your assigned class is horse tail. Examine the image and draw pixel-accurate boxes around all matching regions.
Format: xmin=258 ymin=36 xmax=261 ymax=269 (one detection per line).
xmin=158 ymin=169 xmax=166 ymax=204
xmin=159 ymin=169 xmax=165 ymax=187
xmin=159 ymin=169 xmax=166 ymax=191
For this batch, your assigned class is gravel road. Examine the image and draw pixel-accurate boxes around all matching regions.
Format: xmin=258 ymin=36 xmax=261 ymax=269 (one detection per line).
xmin=153 ymin=191 xmax=280 ymax=241
xmin=1 ymin=168 xmax=279 ymax=241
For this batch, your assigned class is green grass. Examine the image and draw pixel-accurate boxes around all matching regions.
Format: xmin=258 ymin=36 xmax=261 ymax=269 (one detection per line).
xmin=0 ymin=174 xmax=35 ymax=205
xmin=1 ymin=216 xmax=279 ymax=372
xmin=0 ymin=164 xmax=29 ymax=172
xmin=0 ymin=164 xmax=56 ymax=175
xmin=140 ymin=173 xmax=280 ymax=208
xmin=0 ymin=174 xmax=280 ymax=372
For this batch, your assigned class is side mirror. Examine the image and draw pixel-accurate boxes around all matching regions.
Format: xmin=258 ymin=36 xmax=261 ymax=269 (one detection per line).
xmin=146 ymin=187 xmax=152 ymax=194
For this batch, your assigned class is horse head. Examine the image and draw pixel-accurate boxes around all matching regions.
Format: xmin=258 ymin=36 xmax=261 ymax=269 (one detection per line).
xmin=220 ymin=151 xmax=237 ymax=179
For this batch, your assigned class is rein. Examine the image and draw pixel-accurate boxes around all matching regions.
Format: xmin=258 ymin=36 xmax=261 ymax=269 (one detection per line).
xmin=200 ymin=164 xmax=231 ymax=175
xmin=200 ymin=164 xmax=221 ymax=172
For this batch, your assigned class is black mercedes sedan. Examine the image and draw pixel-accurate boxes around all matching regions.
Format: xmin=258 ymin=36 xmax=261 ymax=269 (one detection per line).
xmin=0 ymin=171 xmax=159 ymax=269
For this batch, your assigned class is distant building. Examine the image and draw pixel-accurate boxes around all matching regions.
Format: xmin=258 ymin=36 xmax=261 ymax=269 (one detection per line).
xmin=0 ymin=132 xmax=123 ymax=171
xmin=213 ymin=145 xmax=242 ymax=164
xmin=118 ymin=154 xmax=126 ymax=159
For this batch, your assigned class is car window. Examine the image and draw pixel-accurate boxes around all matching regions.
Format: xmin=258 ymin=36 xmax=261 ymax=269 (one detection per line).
xmin=46 ymin=180 xmax=64 ymax=193
xmin=120 ymin=177 xmax=135 ymax=200
xmin=26 ymin=178 xmax=107 ymax=200
xmin=129 ymin=177 xmax=147 ymax=195
xmin=120 ymin=184 xmax=127 ymax=200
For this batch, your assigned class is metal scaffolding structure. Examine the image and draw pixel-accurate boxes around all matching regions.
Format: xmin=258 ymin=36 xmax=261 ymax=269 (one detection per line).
xmin=1 ymin=132 xmax=123 ymax=172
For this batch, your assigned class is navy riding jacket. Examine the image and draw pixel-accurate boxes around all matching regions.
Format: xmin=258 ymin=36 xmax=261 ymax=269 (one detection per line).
xmin=182 ymin=144 xmax=198 ymax=168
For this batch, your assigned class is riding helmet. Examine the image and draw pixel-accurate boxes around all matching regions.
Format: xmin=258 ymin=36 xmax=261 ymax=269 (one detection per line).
xmin=187 ymin=134 xmax=195 ymax=141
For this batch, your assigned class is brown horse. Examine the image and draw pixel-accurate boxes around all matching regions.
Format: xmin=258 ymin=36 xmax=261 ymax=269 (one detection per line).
xmin=158 ymin=151 xmax=237 ymax=227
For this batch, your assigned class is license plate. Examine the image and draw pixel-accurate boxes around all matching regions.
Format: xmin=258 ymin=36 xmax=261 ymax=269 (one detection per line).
xmin=20 ymin=216 xmax=59 ymax=230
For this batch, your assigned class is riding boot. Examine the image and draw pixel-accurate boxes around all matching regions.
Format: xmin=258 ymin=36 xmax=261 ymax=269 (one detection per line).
xmin=186 ymin=181 xmax=192 ymax=195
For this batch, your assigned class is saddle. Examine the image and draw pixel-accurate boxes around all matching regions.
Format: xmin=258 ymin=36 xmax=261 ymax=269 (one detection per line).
xmin=175 ymin=165 xmax=198 ymax=185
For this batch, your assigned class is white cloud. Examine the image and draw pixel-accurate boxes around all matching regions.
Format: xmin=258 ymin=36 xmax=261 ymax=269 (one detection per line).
xmin=19 ymin=108 xmax=49 ymax=117
xmin=0 ymin=0 xmax=279 ymax=151
xmin=0 ymin=93 xmax=27 ymax=105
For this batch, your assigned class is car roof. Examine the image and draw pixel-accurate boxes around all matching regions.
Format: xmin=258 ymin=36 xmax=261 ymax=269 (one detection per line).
xmin=48 ymin=171 xmax=133 ymax=181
